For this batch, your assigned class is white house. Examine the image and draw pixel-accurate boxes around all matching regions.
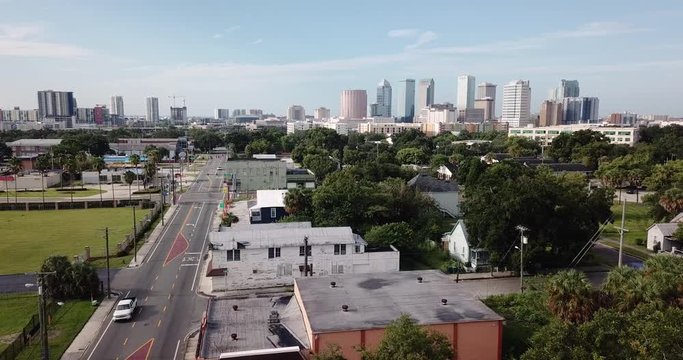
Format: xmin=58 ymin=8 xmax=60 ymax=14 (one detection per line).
xmin=443 ymin=220 xmax=489 ymax=271
xmin=647 ymin=212 xmax=683 ymax=253
xmin=208 ymin=223 xmax=400 ymax=291
xmin=436 ymin=164 xmax=456 ymax=181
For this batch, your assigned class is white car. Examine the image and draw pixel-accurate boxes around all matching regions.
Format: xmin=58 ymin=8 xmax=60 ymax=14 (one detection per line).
xmin=113 ymin=297 xmax=137 ymax=321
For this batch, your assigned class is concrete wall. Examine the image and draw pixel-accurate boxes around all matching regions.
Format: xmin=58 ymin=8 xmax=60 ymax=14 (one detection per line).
xmin=314 ymin=320 xmax=502 ymax=360
xmin=224 ymin=160 xmax=287 ymax=191
xmin=2 ymin=172 xmax=61 ymax=190
xmin=211 ymin=245 xmax=399 ymax=291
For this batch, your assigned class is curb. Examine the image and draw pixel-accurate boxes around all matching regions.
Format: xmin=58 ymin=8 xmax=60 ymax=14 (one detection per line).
xmin=61 ymin=294 xmax=121 ymax=360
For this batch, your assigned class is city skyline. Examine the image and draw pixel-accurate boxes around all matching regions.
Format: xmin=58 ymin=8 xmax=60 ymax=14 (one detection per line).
xmin=1 ymin=0 xmax=682 ymax=117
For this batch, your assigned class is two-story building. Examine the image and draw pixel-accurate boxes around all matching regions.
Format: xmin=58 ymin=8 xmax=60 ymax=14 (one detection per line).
xmin=249 ymin=190 xmax=288 ymax=224
xmin=208 ymin=223 xmax=400 ymax=291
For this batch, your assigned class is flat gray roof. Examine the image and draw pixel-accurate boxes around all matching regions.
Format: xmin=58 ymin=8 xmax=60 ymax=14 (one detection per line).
xmin=295 ymin=270 xmax=503 ymax=334
xmin=210 ymin=226 xmax=363 ymax=250
xmin=7 ymin=138 xmax=62 ymax=147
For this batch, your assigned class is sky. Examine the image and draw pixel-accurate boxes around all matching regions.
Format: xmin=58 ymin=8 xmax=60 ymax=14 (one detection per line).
xmin=1 ymin=0 xmax=682 ymax=118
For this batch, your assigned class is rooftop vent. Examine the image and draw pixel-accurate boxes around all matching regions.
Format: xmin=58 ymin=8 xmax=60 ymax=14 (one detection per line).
xmin=330 ymin=281 xmax=336 ymax=288
xmin=417 ymin=276 xmax=423 ymax=283
xmin=341 ymin=304 xmax=349 ymax=312
xmin=232 ymin=305 xmax=239 ymax=311
xmin=231 ymin=333 xmax=238 ymax=341
xmin=441 ymin=298 xmax=448 ymax=305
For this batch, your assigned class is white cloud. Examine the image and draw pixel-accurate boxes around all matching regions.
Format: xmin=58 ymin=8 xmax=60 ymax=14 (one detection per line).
xmin=252 ymin=38 xmax=263 ymax=45
xmin=388 ymin=29 xmax=419 ymax=38
xmin=547 ymin=21 xmax=649 ymax=39
xmin=405 ymin=31 xmax=437 ymax=50
xmin=212 ymin=33 xmax=223 ymax=39
xmin=0 ymin=23 xmax=89 ymax=58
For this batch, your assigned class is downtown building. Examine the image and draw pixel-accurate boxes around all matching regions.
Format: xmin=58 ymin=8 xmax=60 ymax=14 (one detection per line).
xmin=37 ymin=90 xmax=76 ymax=128
xmin=475 ymin=82 xmax=497 ymax=121
xmin=457 ymin=75 xmax=476 ymax=110
xmin=340 ymin=90 xmax=367 ymax=119
xmin=370 ymin=79 xmax=392 ymax=117
xmin=550 ymin=79 xmax=580 ymax=100
xmin=562 ymin=97 xmax=600 ymax=124
xmin=110 ymin=95 xmax=125 ymax=123
xmin=416 ymin=78 xmax=435 ymax=111
xmin=501 ymin=80 xmax=531 ymax=127
xmin=146 ymin=97 xmax=160 ymax=123
xmin=397 ymin=79 xmax=416 ymax=122
xmin=539 ymin=100 xmax=564 ymax=127
xmin=288 ymin=105 xmax=306 ymax=121
xmin=215 ymin=108 xmax=230 ymax=120
xmin=313 ymin=107 xmax=331 ymax=120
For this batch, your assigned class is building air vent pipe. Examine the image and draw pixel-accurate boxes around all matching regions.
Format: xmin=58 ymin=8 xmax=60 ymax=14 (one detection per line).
xmin=231 ymin=333 xmax=238 ymax=341
xmin=233 ymin=305 xmax=238 ymax=311
xmin=330 ymin=281 xmax=336 ymax=288
xmin=341 ymin=304 xmax=349 ymax=312
xmin=441 ymin=299 xmax=448 ymax=305
xmin=417 ymin=276 xmax=423 ymax=283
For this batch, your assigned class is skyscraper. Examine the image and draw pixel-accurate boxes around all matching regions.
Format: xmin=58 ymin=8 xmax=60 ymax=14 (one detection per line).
xmin=562 ymin=97 xmax=599 ymax=124
xmin=416 ymin=79 xmax=435 ymax=111
xmin=551 ymin=79 xmax=580 ymax=100
xmin=110 ymin=96 xmax=125 ymax=119
xmin=146 ymin=97 xmax=159 ymax=123
xmin=374 ymin=79 xmax=392 ymax=117
xmin=474 ymin=98 xmax=495 ymax=121
xmin=314 ymin=107 xmax=331 ymax=120
xmin=170 ymin=106 xmax=187 ymax=123
xmin=288 ymin=105 xmax=306 ymax=121
xmin=501 ymin=80 xmax=531 ymax=127
xmin=397 ymin=79 xmax=416 ymax=122
xmin=539 ymin=100 xmax=563 ymax=126
xmin=215 ymin=108 xmax=230 ymax=120
xmin=477 ymin=82 xmax=497 ymax=100
xmin=457 ymin=75 xmax=476 ymax=110
xmin=37 ymin=90 xmax=76 ymax=127
xmin=340 ymin=90 xmax=367 ymax=119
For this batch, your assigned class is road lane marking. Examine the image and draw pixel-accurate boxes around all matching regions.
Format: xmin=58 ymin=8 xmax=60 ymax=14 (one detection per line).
xmin=163 ymin=305 xmax=167 ymax=313
xmin=146 ymin=206 xmax=183 ymax=263
xmin=123 ymin=338 xmax=128 ymax=346
xmin=157 ymin=319 xmax=162 ymax=327
xmin=150 ymin=285 xmax=154 ymax=291
xmin=191 ymin=207 xmax=212 ymax=292
xmin=155 ymin=275 xmax=158 ymax=281
xmin=176 ymin=274 xmax=178 ymax=279
xmin=86 ymin=318 xmax=113 ymax=360
xmin=124 ymin=338 xmax=154 ymax=360
xmin=180 ymin=263 xmax=198 ymax=267
xmin=131 ymin=322 xmax=136 ymax=328
xmin=186 ymin=252 xmax=201 ymax=255
xmin=171 ymin=283 xmax=175 ymax=290
xmin=144 ymin=296 xmax=148 ymax=302
xmin=173 ymin=340 xmax=181 ymax=360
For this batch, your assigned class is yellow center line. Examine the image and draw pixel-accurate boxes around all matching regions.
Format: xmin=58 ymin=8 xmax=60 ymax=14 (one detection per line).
xmin=167 ymin=294 xmax=171 ymax=300
xmin=131 ymin=322 xmax=136 ymax=328
xmin=163 ymin=305 xmax=167 ymax=313
xmin=144 ymin=296 xmax=148 ymax=302
xmin=123 ymin=338 xmax=128 ymax=346
xmin=171 ymin=283 xmax=175 ymax=290
xmin=157 ymin=319 xmax=162 ymax=327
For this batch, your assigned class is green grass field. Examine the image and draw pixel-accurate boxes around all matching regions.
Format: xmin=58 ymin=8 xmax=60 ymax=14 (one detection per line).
xmin=0 ymin=188 xmax=103 ymax=198
xmin=15 ymin=300 xmax=96 ymax=360
xmin=0 ymin=294 xmax=39 ymax=352
xmin=0 ymin=208 xmax=151 ymax=274
xmin=602 ymin=202 xmax=654 ymax=247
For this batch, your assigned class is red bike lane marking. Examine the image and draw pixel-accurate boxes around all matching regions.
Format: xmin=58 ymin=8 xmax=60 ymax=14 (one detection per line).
xmin=163 ymin=233 xmax=189 ymax=266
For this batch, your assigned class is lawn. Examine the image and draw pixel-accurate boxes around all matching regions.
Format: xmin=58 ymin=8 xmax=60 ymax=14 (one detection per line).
xmin=0 ymin=208 xmax=151 ymax=274
xmin=0 ymin=188 xmax=104 ymax=198
xmin=15 ymin=300 xmax=96 ymax=360
xmin=400 ymin=246 xmax=451 ymax=271
xmin=0 ymin=294 xmax=39 ymax=352
xmin=602 ymin=202 xmax=654 ymax=247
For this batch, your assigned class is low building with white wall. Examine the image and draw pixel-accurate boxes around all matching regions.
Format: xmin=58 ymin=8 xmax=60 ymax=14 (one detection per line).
xmin=208 ymin=223 xmax=400 ymax=291
xmin=508 ymin=124 xmax=639 ymax=146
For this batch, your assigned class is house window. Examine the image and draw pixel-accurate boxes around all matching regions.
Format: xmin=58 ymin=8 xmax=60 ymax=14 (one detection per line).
xmin=268 ymin=247 xmax=281 ymax=259
xmin=334 ymin=244 xmax=347 ymax=255
xmin=299 ymin=245 xmax=312 ymax=256
xmin=226 ymin=249 xmax=241 ymax=261
xmin=331 ymin=264 xmax=344 ymax=274
xmin=271 ymin=208 xmax=277 ymax=218
xmin=355 ymin=245 xmax=361 ymax=253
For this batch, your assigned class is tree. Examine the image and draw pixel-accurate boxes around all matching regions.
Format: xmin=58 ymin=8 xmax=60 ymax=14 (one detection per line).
xmin=284 ymin=188 xmax=313 ymax=215
xmin=506 ymin=136 xmax=541 ymax=157
xmin=62 ymin=154 xmax=78 ymax=204
xmin=303 ymin=154 xmax=338 ymax=183
xmin=546 ymin=270 xmax=596 ymax=325
xmin=8 ymin=156 xmax=22 ymax=203
xmin=40 ymin=256 xmax=100 ymax=300
xmin=92 ymin=156 xmax=106 ymax=204
xmin=429 ymin=154 xmax=449 ymax=169
xmin=313 ymin=344 xmax=346 ymax=360
xmin=124 ymin=170 xmax=136 ymax=201
xmin=644 ymin=160 xmax=683 ymax=192
xmin=143 ymin=161 xmax=157 ymax=190
xmin=658 ymin=187 xmax=683 ymax=216
xmin=673 ymin=223 xmax=683 ymax=242
xmin=0 ymin=141 xmax=11 ymax=163
xmin=129 ymin=154 xmax=141 ymax=191
xmin=359 ymin=314 xmax=453 ymax=360
xmin=364 ymin=222 xmax=415 ymax=249
xmin=35 ymin=154 xmax=51 ymax=203
xmin=75 ymin=151 xmax=88 ymax=189
xmin=601 ymin=266 xmax=644 ymax=312
xmin=396 ymin=147 xmax=428 ymax=165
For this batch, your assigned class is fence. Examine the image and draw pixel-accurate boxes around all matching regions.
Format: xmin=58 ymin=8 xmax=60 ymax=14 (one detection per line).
xmin=0 ymin=300 xmax=58 ymax=360
xmin=0 ymin=197 xmax=159 ymax=211
xmin=115 ymin=201 xmax=163 ymax=256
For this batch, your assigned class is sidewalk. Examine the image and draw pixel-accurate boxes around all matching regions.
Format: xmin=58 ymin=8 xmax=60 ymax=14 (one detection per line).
xmin=61 ymin=296 xmax=118 ymax=360
xmin=127 ymin=203 xmax=179 ymax=267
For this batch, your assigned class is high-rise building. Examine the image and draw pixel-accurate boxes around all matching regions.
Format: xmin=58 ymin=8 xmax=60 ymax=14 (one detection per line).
xmin=215 ymin=108 xmax=230 ymax=120
xmin=562 ymin=97 xmax=599 ymax=124
xmin=37 ymin=90 xmax=75 ymax=127
xmin=146 ymin=97 xmax=159 ymax=123
xmin=416 ymin=79 xmax=435 ymax=111
xmin=232 ymin=109 xmax=247 ymax=117
xmin=397 ymin=79 xmax=416 ymax=122
xmin=609 ymin=112 xmax=638 ymax=126
xmin=110 ymin=95 xmax=125 ymax=119
xmin=373 ymin=79 xmax=392 ymax=117
xmin=477 ymin=82 xmax=497 ymax=100
xmin=314 ymin=107 xmax=331 ymax=120
xmin=539 ymin=100 xmax=564 ymax=127
xmin=2 ymin=107 xmax=39 ymax=122
xmin=415 ymin=103 xmax=457 ymax=124
xmin=457 ymin=75 xmax=476 ymax=110
xmin=474 ymin=98 xmax=495 ymax=121
xmin=340 ymin=90 xmax=367 ymax=119
xmin=170 ymin=106 xmax=187 ymax=123
xmin=93 ymin=105 xmax=108 ymax=125
xmin=249 ymin=109 xmax=263 ymax=118
xmin=551 ymin=79 xmax=580 ymax=100
xmin=501 ymin=80 xmax=532 ymax=127
xmin=288 ymin=105 xmax=306 ymax=121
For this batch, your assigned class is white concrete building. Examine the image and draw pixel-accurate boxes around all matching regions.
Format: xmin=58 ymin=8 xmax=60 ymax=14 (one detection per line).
xmin=215 ymin=108 xmax=230 ymax=120
xmin=501 ymin=80 xmax=531 ymax=127
xmin=508 ymin=124 xmax=639 ymax=146
xmin=208 ymin=223 xmax=400 ymax=291
xmin=457 ymin=75 xmax=476 ymax=110
xmin=146 ymin=97 xmax=159 ymax=123
xmin=416 ymin=79 xmax=435 ymax=110
xmin=286 ymin=121 xmax=349 ymax=136
xmin=110 ymin=95 xmax=124 ymax=118
xmin=358 ymin=122 xmax=422 ymax=136
xmin=314 ymin=107 xmax=331 ymax=120
xmin=416 ymin=103 xmax=457 ymax=124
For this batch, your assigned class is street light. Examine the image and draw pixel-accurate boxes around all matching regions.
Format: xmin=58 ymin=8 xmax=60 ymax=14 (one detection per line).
xmin=515 ymin=225 xmax=529 ymax=293
xmin=25 ymin=271 xmax=56 ymax=360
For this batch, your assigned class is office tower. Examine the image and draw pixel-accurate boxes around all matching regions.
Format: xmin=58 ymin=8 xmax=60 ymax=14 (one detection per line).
xmin=581 ymin=97 xmax=599 ymax=123
xmin=551 ymin=79 xmax=580 ymax=100
xmin=539 ymin=100 xmax=564 ymax=126
xmin=232 ymin=109 xmax=246 ymax=117
xmin=340 ymin=90 xmax=367 ymax=119
xmin=477 ymin=82 xmax=496 ymax=100
xmin=501 ymin=80 xmax=531 ymax=127
xmin=609 ymin=112 xmax=637 ymax=126
xmin=416 ymin=79 xmax=435 ymax=110
xmin=249 ymin=109 xmax=263 ymax=118
xmin=37 ymin=90 xmax=75 ymax=127
xmin=288 ymin=105 xmax=306 ymax=121
xmin=215 ymin=108 xmax=230 ymax=120
xmin=474 ymin=98 xmax=495 ymax=121
xmin=397 ymin=79 xmax=416 ymax=122
xmin=374 ymin=79 xmax=392 ymax=117
xmin=562 ymin=97 xmax=599 ymax=124
xmin=314 ymin=107 xmax=331 ymax=120
xmin=457 ymin=75 xmax=476 ymax=110
xmin=93 ymin=105 xmax=108 ymax=125
xmin=110 ymin=95 xmax=124 ymax=118
xmin=146 ymin=97 xmax=159 ymax=123
xmin=170 ymin=106 xmax=187 ymax=123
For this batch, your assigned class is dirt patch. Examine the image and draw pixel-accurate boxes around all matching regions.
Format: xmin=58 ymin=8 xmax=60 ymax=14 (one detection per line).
xmin=0 ymin=333 xmax=20 ymax=344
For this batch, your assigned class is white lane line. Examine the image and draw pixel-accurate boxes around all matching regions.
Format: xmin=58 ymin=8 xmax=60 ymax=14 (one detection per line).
xmin=191 ymin=205 xmax=212 ymax=292
xmin=146 ymin=207 xmax=183 ymax=263
xmin=180 ymin=263 xmax=198 ymax=267
xmin=185 ymin=252 xmax=201 ymax=255
xmin=173 ymin=339 xmax=181 ymax=360
xmin=86 ymin=318 xmax=114 ymax=360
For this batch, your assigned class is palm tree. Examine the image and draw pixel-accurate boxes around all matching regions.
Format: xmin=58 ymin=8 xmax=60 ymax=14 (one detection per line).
xmin=35 ymin=154 xmax=51 ymax=205
xmin=547 ymin=270 xmax=596 ymax=324
xmin=143 ymin=161 xmax=157 ymax=201
xmin=124 ymin=170 xmax=136 ymax=203
xmin=62 ymin=155 xmax=77 ymax=205
xmin=8 ymin=156 xmax=22 ymax=204
xmin=602 ymin=266 xmax=644 ymax=311
xmin=658 ymin=187 xmax=683 ymax=217
xmin=92 ymin=156 xmax=106 ymax=205
xmin=129 ymin=154 xmax=141 ymax=191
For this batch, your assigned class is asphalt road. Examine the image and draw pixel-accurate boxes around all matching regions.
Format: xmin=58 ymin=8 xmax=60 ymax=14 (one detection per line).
xmin=83 ymin=156 xmax=224 ymax=360
xmin=0 ymin=269 xmax=121 ymax=294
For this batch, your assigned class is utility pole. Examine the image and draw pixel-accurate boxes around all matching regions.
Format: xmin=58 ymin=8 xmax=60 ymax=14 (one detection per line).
xmin=618 ymin=200 xmax=627 ymax=267
xmin=516 ymin=225 xmax=528 ymax=293
xmin=26 ymin=271 xmax=55 ymax=360
xmin=105 ymin=227 xmax=111 ymax=299
xmin=160 ymin=176 xmax=165 ymax=226
xmin=132 ymin=205 xmax=137 ymax=264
